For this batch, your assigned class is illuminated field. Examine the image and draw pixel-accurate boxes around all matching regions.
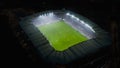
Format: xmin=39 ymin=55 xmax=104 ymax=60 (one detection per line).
xmin=38 ymin=20 xmax=88 ymax=51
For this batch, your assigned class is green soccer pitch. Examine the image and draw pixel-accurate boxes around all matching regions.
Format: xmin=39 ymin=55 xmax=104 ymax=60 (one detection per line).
xmin=38 ymin=20 xmax=88 ymax=51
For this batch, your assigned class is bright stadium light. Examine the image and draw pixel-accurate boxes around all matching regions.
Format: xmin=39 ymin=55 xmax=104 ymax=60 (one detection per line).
xmin=85 ymin=23 xmax=95 ymax=32
xmin=66 ymin=12 xmax=70 ymax=16
xmin=49 ymin=12 xmax=54 ymax=16
xmin=66 ymin=13 xmax=79 ymax=21
xmin=79 ymin=20 xmax=95 ymax=33
xmin=76 ymin=18 xmax=80 ymax=21
xmin=71 ymin=15 xmax=75 ymax=18
xmin=33 ymin=12 xmax=60 ymax=26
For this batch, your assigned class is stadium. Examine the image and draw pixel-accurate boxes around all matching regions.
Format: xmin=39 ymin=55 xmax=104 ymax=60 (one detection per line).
xmin=19 ymin=10 xmax=111 ymax=64
xmin=1 ymin=0 xmax=120 ymax=67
